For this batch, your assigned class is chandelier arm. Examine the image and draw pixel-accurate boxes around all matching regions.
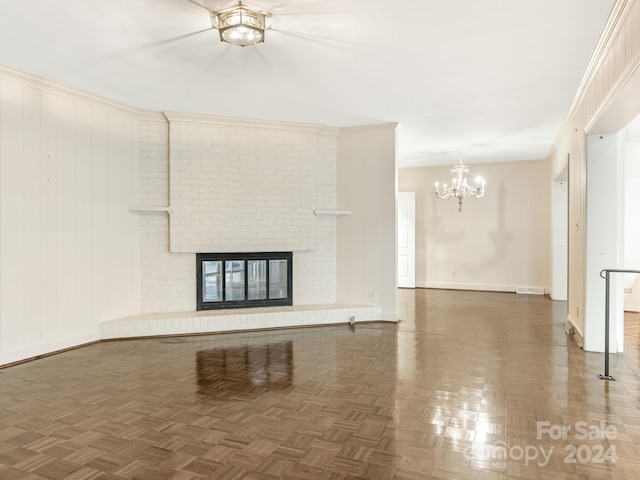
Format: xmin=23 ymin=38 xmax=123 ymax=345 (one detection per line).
xmin=435 ymin=192 xmax=453 ymax=200
xmin=434 ymin=160 xmax=486 ymax=212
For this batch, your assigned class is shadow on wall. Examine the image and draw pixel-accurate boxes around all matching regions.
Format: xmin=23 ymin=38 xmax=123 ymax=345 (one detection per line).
xmin=424 ymin=194 xmax=466 ymax=243
xmin=461 ymin=181 xmax=513 ymax=276
xmin=423 ymin=192 xmax=466 ymax=276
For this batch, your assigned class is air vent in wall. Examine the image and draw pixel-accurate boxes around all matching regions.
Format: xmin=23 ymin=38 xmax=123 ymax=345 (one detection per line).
xmin=565 ymin=320 xmax=575 ymax=336
xmin=515 ymin=286 xmax=545 ymax=295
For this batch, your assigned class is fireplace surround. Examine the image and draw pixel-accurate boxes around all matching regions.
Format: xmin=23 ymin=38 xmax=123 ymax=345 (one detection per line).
xmin=196 ymin=252 xmax=293 ymax=310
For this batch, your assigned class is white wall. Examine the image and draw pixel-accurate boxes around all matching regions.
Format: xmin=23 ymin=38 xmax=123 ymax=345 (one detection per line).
xmin=624 ymin=133 xmax=640 ymax=312
xmin=0 ymin=68 xmax=142 ymax=365
xmin=584 ymin=133 xmax=625 ymax=352
xmin=337 ymin=124 xmax=398 ymax=320
xmin=398 ymin=160 xmax=551 ymax=292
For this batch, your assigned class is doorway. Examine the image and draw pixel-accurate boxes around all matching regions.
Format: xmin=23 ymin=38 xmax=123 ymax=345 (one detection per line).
xmin=398 ymin=192 xmax=415 ymax=288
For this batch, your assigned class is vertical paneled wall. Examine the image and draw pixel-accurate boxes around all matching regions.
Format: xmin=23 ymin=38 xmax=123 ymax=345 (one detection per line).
xmin=337 ymin=124 xmax=398 ymax=320
xmin=0 ymin=70 xmax=141 ymax=365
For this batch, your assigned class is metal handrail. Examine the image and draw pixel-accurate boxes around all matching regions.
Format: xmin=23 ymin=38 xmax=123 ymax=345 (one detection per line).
xmin=598 ymin=268 xmax=640 ymax=381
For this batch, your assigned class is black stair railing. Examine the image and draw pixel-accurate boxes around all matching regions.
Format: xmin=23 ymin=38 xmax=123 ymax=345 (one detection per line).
xmin=598 ymin=269 xmax=640 ymax=381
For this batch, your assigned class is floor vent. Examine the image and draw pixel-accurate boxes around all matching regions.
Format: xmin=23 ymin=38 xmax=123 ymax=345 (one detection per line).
xmin=515 ymin=286 xmax=545 ymax=295
xmin=565 ymin=320 xmax=575 ymax=336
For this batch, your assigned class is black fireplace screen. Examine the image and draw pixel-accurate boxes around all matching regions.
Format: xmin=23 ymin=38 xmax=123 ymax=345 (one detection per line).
xmin=196 ymin=252 xmax=293 ymax=310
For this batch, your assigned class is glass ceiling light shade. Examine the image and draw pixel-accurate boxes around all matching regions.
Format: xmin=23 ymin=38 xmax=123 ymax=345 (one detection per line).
xmin=212 ymin=3 xmax=269 ymax=47
xmin=434 ymin=160 xmax=485 ymax=212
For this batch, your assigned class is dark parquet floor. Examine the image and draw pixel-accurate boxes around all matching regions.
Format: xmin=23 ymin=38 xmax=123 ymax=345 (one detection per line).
xmin=1 ymin=289 xmax=639 ymax=479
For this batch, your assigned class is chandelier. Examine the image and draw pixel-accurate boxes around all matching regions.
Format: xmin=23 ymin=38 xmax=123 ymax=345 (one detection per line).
xmin=212 ymin=3 xmax=270 ymax=47
xmin=434 ymin=161 xmax=485 ymax=212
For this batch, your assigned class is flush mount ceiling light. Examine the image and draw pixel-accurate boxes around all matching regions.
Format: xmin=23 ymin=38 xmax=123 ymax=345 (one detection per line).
xmin=212 ymin=2 xmax=270 ymax=47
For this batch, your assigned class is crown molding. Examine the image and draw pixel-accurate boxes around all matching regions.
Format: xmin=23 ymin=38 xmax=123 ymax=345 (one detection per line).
xmin=0 ymin=64 xmax=164 ymax=121
xmin=584 ymin=50 xmax=640 ymax=134
xmin=551 ymin=0 xmax=634 ymax=146
xmin=0 ymin=64 xmax=383 ymax=134
xmin=338 ymin=122 xmax=399 ymax=132
xmin=162 ymin=111 xmax=328 ymax=133
xmin=318 ymin=127 xmax=340 ymax=136
xmin=136 ymin=110 xmax=167 ymax=122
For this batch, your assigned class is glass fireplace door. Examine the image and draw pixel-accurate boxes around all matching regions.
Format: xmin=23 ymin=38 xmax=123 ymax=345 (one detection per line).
xmin=197 ymin=252 xmax=292 ymax=310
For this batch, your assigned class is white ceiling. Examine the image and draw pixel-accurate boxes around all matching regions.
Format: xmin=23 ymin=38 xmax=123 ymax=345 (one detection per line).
xmin=0 ymin=0 xmax=614 ymax=167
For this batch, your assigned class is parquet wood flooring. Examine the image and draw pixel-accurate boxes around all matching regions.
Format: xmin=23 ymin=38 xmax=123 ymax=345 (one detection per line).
xmin=1 ymin=289 xmax=640 ymax=479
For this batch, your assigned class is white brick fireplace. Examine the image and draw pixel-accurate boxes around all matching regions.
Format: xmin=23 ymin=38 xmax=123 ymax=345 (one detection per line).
xmin=98 ymin=112 xmax=382 ymax=339
xmin=136 ymin=113 xmax=341 ymax=312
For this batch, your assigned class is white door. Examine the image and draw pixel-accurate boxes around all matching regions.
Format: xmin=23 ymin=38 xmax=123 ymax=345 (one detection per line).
xmin=398 ymin=192 xmax=416 ymax=288
xmin=551 ymin=179 xmax=568 ymax=301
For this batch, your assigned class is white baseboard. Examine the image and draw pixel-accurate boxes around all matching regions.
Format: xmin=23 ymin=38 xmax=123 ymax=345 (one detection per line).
xmin=567 ymin=314 xmax=584 ymax=348
xmin=1 ymin=305 xmax=393 ymax=366
xmin=417 ymin=281 xmax=514 ymax=292
xmin=416 ymin=281 xmax=550 ymax=294
xmin=380 ymin=311 xmax=398 ymax=321
xmin=0 ymin=332 xmax=100 ymax=367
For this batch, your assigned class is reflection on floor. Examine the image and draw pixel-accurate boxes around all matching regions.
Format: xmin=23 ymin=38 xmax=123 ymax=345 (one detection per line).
xmin=0 ymin=289 xmax=639 ymax=479
xmin=196 ymin=342 xmax=293 ymax=396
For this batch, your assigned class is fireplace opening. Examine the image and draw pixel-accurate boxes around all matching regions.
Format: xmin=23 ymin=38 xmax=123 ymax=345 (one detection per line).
xmin=196 ymin=252 xmax=293 ymax=310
